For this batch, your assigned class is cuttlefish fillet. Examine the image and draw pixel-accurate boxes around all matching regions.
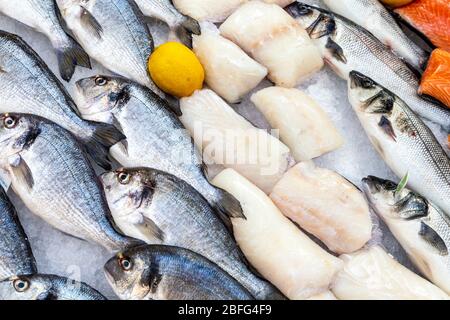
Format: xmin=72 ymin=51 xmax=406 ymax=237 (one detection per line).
xmin=212 ymin=169 xmax=344 ymax=300
xmin=220 ymin=1 xmax=323 ymax=87
xmin=270 ymin=162 xmax=372 ymax=254
xmin=251 ymin=87 xmax=344 ymax=161
xmin=193 ymin=24 xmax=267 ymax=103
xmin=180 ymin=89 xmax=294 ymax=193
xmin=332 ymin=246 xmax=449 ymax=300
xmin=172 ymin=0 xmax=246 ymax=22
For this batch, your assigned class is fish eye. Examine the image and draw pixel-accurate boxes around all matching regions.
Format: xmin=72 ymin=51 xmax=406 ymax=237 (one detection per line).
xmin=119 ymin=257 xmax=132 ymax=271
xmin=13 ymin=278 xmax=29 ymax=292
xmin=95 ymin=77 xmax=108 ymax=86
xmin=3 ymin=116 xmax=17 ymax=129
xmin=385 ymin=181 xmax=397 ymax=191
xmin=362 ymin=79 xmax=374 ymax=89
xmin=117 ymin=172 xmax=131 ymax=185
xmin=297 ymin=5 xmax=313 ymax=15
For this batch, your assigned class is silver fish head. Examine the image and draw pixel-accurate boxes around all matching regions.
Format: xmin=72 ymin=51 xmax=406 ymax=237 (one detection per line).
xmin=0 ymin=113 xmax=40 ymax=159
xmin=0 ymin=275 xmax=51 ymax=300
xmin=286 ymin=2 xmax=322 ymax=30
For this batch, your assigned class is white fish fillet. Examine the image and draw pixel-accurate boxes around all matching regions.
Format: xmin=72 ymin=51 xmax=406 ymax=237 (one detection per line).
xmin=193 ymin=24 xmax=267 ymax=103
xmin=212 ymin=169 xmax=344 ymax=300
xmin=263 ymin=0 xmax=295 ymax=7
xmin=270 ymin=162 xmax=372 ymax=254
xmin=180 ymin=89 xmax=294 ymax=194
xmin=251 ymin=87 xmax=344 ymax=161
xmin=332 ymin=246 xmax=449 ymax=300
xmin=307 ymin=291 xmax=338 ymax=300
xmin=172 ymin=0 xmax=246 ymax=22
xmin=220 ymin=1 xmax=323 ymax=87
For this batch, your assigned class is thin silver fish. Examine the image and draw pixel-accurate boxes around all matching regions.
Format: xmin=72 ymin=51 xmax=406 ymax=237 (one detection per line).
xmin=0 ymin=274 xmax=106 ymax=300
xmin=347 ymin=71 xmax=450 ymax=217
xmin=0 ymin=31 xmax=124 ymax=170
xmin=74 ymin=75 xmax=243 ymax=223
xmin=0 ymin=113 xmax=142 ymax=252
xmin=104 ymin=244 xmax=255 ymax=300
xmin=0 ymin=0 xmax=90 ymax=81
xmin=100 ymin=167 xmax=284 ymax=300
xmin=0 ymin=187 xmax=36 ymax=280
xmin=286 ymin=3 xmax=450 ymax=132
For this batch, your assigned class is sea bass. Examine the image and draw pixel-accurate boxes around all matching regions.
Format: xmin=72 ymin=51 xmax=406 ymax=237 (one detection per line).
xmin=0 ymin=0 xmax=90 ymax=81
xmin=100 ymin=168 xmax=283 ymax=300
xmin=0 ymin=187 xmax=36 ymax=280
xmin=347 ymin=71 xmax=450 ymax=217
xmin=104 ymin=245 xmax=254 ymax=300
xmin=286 ymin=3 xmax=450 ymax=132
xmin=0 ymin=31 xmax=123 ymax=170
xmin=0 ymin=274 xmax=106 ymax=300
xmin=363 ymin=176 xmax=450 ymax=294
xmin=56 ymin=0 xmax=163 ymax=97
xmin=0 ymin=113 xmax=141 ymax=252
xmin=74 ymin=75 xmax=243 ymax=222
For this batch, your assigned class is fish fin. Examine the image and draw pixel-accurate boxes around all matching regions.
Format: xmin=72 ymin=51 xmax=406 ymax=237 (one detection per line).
xmin=0 ymin=167 xmax=11 ymax=191
xmin=378 ymin=115 xmax=397 ymax=141
xmin=325 ymin=38 xmax=347 ymax=64
xmin=9 ymin=155 xmax=33 ymax=191
xmin=138 ymin=215 xmax=164 ymax=243
xmin=80 ymin=7 xmax=103 ymax=40
xmin=56 ymin=35 xmax=91 ymax=82
xmin=419 ymin=222 xmax=448 ymax=256
xmin=214 ymin=188 xmax=246 ymax=220
xmin=164 ymin=95 xmax=182 ymax=116
xmin=172 ymin=17 xmax=201 ymax=47
xmin=116 ymin=139 xmax=129 ymax=157
xmin=306 ymin=13 xmax=336 ymax=39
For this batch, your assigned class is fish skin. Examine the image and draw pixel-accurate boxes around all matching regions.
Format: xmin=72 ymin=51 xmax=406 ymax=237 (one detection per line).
xmin=0 ymin=31 xmax=123 ymax=170
xmin=100 ymin=167 xmax=283 ymax=300
xmin=74 ymin=75 xmax=244 ymax=223
xmin=0 ymin=113 xmax=142 ymax=252
xmin=347 ymin=71 xmax=450 ymax=218
xmin=286 ymin=3 xmax=450 ymax=132
xmin=0 ymin=274 xmax=106 ymax=300
xmin=56 ymin=0 xmax=164 ymax=97
xmin=0 ymin=187 xmax=37 ymax=280
xmin=104 ymin=244 xmax=255 ymax=300
xmin=0 ymin=0 xmax=91 ymax=81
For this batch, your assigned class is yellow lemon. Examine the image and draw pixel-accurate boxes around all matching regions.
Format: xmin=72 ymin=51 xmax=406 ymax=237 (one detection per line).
xmin=148 ymin=42 xmax=205 ymax=98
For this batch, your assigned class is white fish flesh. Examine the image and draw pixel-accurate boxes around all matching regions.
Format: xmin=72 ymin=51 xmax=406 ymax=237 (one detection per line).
xmin=307 ymin=291 xmax=338 ymax=300
xmin=173 ymin=0 xmax=246 ymax=22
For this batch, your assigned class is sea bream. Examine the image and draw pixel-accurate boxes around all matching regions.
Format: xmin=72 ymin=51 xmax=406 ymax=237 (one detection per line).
xmin=0 ymin=31 xmax=123 ymax=170
xmin=286 ymin=3 xmax=450 ymax=132
xmin=347 ymin=71 xmax=450 ymax=218
xmin=0 ymin=0 xmax=90 ymax=81
xmin=0 ymin=113 xmax=141 ymax=252
xmin=74 ymin=75 xmax=243 ymax=221
xmin=363 ymin=176 xmax=450 ymax=294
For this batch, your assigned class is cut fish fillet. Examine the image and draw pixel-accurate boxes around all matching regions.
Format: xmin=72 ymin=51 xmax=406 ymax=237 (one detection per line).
xmin=251 ymin=87 xmax=344 ymax=161
xmin=270 ymin=162 xmax=372 ymax=254
xmin=420 ymin=48 xmax=450 ymax=108
xmin=332 ymin=246 xmax=449 ymax=300
xmin=263 ymin=0 xmax=295 ymax=7
xmin=220 ymin=1 xmax=323 ymax=87
xmin=212 ymin=169 xmax=344 ymax=300
xmin=307 ymin=291 xmax=338 ymax=300
xmin=172 ymin=0 xmax=246 ymax=22
xmin=180 ymin=89 xmax=294 ymax=193
xmin=193 ymin=24 xmax=267 ymax=103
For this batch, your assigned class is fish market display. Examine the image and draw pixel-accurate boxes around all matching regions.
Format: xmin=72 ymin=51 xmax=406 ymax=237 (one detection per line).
xmin=0 ymin=114 xmax=140 ymax=252
xmin=100 ymin=167 xmax=282 ymax=300
xmin=419 ymin=49 xmax=450 ymax=109
xmin=172 ymin=0 xmax=246 ymax=22
xmin=220 ymin=1 xmax=323 ymax=88
xmin=133 ymin=0 xmax=200 ymax=46
xmin=0 ymin=0 xmax=90 ymax=81
xmin=287 ymin=3 xmax=450 ymax=132
xmin=395 ymin=0 xmax=450 ymax=52
xmin=0 ymin=274 xmax=106 ymax=300
xmin=270 ymin=162 xmax=372 ymax=254
xmin=212 ymin=169 xmax=344 ymax=300
xmin=75 ymin=76 xmax=243 ymax=219
xmin=348 ymin=71 xmax=450 ymax=218
xmin=56 ymin=0 xmax=163 ymax=97
xmin=180 ymin=89 xmax=294 ymax=194
xmin=323 ymin=0 xmax=428 ymax=71
xmin=104 ymin=245 xmax=255 ymax=300
xmin=363 ymin=176 xmax=450 ymax=294
xmin=251 ymin=87 xmax=344 ymax=161
xmin=0 ymin=188 xmax=36 ymax=280
xmin=193 ymin=23 xmax=268 ymax=103
xmin=332 ymin=246 xmax=449 ymax=300
xmin=0 ymin=31 xmax=123 ymax=170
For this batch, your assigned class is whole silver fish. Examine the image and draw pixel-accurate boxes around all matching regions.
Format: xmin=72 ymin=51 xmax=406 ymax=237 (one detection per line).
xmin=322 ymin=0 xmax=428 ymax=71
xmin=362 ymin=175 xmax=450 ymax=294
xmin=347 ymin=71 xmax=450 ymax=217
xmin=100 ymin=168 xmax=283 ymax=300
xmin=0 ymin=187 xmax=36 ymax=280
xmin=134 ymin=0 xmax=200 ymax=46
xmin=0 ymin=0 xmax=90 ymax=81
xmin=105 ymin=244 xmax=254 ymax=300
xmin=0 ymin=31 xmax=123 ymax=170
xmin=0 ymin=113 xmax=142 ymax=252
xmin=286 ymin=3 xmax=450 ymax=132
xmin=0 ymin=274 xmax=106 ymax=300
xmin=56 ymin=0 xmax=163 ymax=97
xmin=74 ymin=75 xmax=243 ymax=222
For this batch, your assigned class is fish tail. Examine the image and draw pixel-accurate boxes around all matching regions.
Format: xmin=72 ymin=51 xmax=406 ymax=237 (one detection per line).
xmin=215 ymin=189 xmax=246 ymax=220
xmin=172 ymin=17 xmax=201 ymax=47
xmin=56 ymin=36 xmax=91 ymax=82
